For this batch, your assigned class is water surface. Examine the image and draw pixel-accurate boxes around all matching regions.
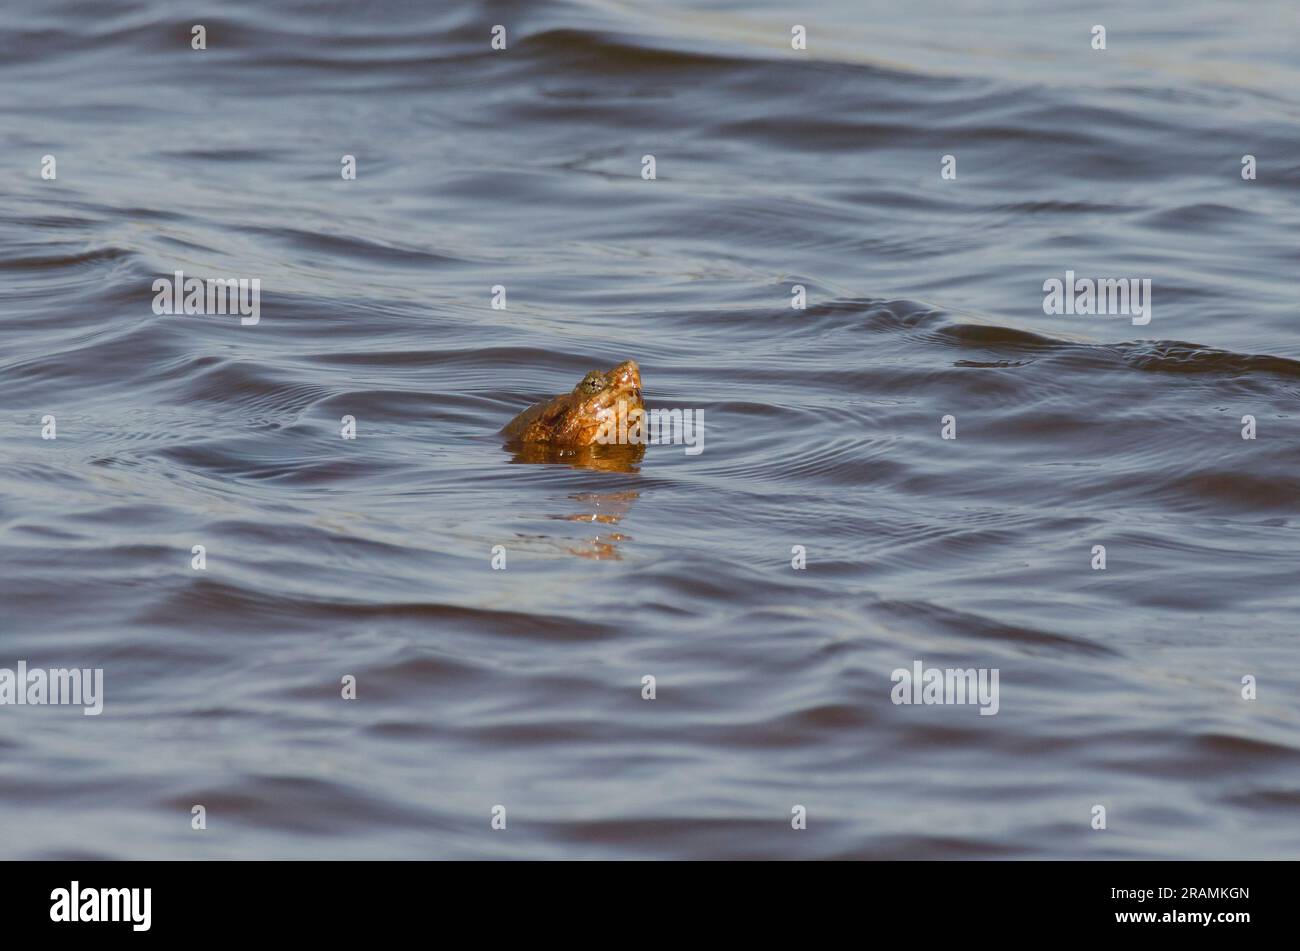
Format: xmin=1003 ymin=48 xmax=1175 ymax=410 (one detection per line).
xmin=1 ymin=0 xmax=1298 ymax=859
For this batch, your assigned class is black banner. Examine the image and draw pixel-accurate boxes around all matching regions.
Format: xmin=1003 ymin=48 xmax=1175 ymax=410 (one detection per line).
xmin=1 ymin=861 xmax=1277 ymax=938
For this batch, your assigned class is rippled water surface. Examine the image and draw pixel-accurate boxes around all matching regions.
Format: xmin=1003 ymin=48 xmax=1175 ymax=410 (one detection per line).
xmin=2 ymin=0 xmax=1298 ymax=859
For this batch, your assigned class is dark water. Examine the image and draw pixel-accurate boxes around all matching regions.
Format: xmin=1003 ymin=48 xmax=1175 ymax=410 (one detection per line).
xmin=2 ymin=0 xmax=1298 ymax=859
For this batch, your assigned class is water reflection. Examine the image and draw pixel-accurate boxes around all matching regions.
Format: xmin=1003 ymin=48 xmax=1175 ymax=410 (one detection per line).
xmin=505 ymin=442 xmax=643 ymax=559
xmin=546 ymin=489 xmax=640 ymax=560
xmin=505 ymin=441 xmax=645 ymax=473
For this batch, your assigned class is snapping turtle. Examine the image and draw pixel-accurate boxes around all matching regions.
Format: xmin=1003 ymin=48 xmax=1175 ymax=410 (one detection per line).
xmin=501 ymin=360 xmax=644 ymax=447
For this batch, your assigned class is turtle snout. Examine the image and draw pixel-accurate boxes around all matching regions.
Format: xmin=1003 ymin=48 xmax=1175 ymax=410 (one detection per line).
xmin=610 ymin=360 xmax=641 ymax=389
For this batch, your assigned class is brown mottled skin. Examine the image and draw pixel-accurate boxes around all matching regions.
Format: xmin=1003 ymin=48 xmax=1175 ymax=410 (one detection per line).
xmin=502 ymin=360 xmax=644 ymax=446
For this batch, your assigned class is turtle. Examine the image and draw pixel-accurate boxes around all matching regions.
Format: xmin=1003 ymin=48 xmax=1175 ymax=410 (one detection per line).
xmin=501 ymin=360 xmax=645 ymax=447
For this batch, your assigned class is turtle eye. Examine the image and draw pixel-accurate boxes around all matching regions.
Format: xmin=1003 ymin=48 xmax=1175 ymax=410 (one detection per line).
xmin=583 ymin=374 xmax=605 ymax=393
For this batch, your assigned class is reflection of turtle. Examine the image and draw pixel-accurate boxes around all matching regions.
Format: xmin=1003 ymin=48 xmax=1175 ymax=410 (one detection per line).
xmin=505 ymin=440 xmax=644 ymax=472
xmin=549 ymin=490 xmax=641 ymax=560
xmin=501 ymin=360 xmax=644 ymax=447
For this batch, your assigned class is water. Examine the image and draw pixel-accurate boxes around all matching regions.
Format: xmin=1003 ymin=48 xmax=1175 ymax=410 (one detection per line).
xmin=2 ymin=0 xmax=1298 ymax=859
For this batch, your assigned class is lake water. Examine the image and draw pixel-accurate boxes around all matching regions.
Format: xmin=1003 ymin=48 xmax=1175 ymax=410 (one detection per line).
xmin=1 ymin=0 xmax=1297 ymax=858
